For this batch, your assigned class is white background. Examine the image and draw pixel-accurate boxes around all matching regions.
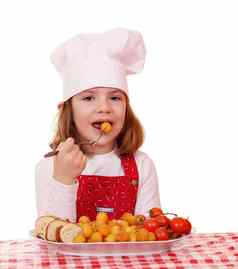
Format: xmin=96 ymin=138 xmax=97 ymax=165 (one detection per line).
xmin=0 ymin=0 xmax=237 ymax=240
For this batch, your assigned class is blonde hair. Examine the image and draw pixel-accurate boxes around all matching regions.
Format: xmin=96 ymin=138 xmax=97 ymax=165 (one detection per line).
xmin=50 ymin=96 xmax=144 ymax=155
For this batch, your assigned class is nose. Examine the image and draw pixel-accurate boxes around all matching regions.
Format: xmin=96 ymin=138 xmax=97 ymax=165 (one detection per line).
xmin=96 ymin=98 xmax=112 ymax=114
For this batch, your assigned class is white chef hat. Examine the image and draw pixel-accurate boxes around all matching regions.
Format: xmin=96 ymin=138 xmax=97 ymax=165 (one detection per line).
xmin=50 ymin=28 xmax=146 ymax=104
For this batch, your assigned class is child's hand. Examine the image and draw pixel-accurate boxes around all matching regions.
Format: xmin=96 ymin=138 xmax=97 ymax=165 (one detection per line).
xmin=53 ymin=137 xmax=87 ymax=185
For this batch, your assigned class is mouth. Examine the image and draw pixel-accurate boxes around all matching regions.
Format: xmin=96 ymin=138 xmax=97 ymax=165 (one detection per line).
xmin=91 ymin=121 xmax=113 ymax=130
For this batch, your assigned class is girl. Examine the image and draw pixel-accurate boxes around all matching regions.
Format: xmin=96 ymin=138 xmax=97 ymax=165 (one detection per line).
xmin=35 ymin=28 xmax=161 ymax=222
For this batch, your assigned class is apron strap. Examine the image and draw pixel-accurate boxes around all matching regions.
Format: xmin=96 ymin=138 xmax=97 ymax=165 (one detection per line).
xmin=120 ymin=154 xmax=139 ymax=180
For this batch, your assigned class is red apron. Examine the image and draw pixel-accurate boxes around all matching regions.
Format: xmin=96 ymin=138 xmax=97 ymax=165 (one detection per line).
xmin=75 ymin=154 xmax=139 ymax=221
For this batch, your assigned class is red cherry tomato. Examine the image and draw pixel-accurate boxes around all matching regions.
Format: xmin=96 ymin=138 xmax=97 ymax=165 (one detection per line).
xmin=183 ymin=219 xmax=192 ymax=234
xmin=170 ymin=217 xmax=188 ymax=234
xmin=144 ymin=218 xmax=160 ymax=232
xmin=154 ymin=214 xmax=170 ymax=227
xmin=149 ymin=207 xmax=163 ymax=218
xmin=155 ymin=227 xmax=169 ymax=240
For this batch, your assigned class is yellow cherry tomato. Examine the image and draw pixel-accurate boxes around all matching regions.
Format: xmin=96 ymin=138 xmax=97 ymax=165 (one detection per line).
xmin=125 ymin=225 xmax=137 ymax=234
xmin=97 ymin=224 xmax=111 ymax=237
xmin=81 ymin=223 xmax=93 ymax=238
xmin=96 ymin=212 xmax=109 ymax=223
xmin=148 ymin=232 xmax=156 ymax=241
xmin=116 ymin=231 xmax=129 ymax=242
xmin=73 ymin=233 xmax=86 ymax=243
xmin=100 ymin=122 xmax=112 ymax=134
xmin=128 ymin=232 xmax=137 ymax=242
xmin=110 ymin=225 xmax=121 ymax=235
xmin=104 ymin=233 xmax=116 ymax=242
xmin=136 ymin=228 xmax=149 ymax=241
xmin=89 ymin=232 xmax=103 ymax=242
xmin=78 ymin=216 xmax=90 ymax=224
xmin=121 ymin=212 xmax=136 ymax=225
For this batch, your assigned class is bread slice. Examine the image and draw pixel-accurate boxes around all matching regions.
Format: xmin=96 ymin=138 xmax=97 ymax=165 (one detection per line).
xmin=46 ymin=219 xmax=66 ymax=242
xmin=35 ymin=216 xmax=57 ymax=239
xmin=59 ymin=223 xmax=82 ymax=243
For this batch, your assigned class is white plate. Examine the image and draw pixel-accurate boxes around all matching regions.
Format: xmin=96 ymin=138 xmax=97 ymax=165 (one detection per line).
xmin=30 ymin=230 xmax=193 ymax=256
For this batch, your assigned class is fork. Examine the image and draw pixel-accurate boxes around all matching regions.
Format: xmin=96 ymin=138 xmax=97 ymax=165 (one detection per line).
xmin=44 ymin=132 xmax=104 ymax=158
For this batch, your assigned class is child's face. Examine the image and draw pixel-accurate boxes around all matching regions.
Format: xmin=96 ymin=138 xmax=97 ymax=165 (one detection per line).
xmin=71 ymin=87 xmax=127 ymax=154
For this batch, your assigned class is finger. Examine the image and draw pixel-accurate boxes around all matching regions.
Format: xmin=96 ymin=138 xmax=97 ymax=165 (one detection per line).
xmin=56 ymin=141 xmax=64 ymax=151
xmin=74 ymin=152 xmax=87 ymax=169
xmin=68 ymin=145 xmax=80 ymax=158
xmin=81 ymin=155 xmax=87 ymax=170
xmin=60 ymin=137 xmax=75 ymax=154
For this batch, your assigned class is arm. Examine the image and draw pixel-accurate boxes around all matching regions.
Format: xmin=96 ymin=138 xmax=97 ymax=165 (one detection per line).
xmin=134 ymin=152 xmax=161 ymax=217
xmin=35 ymin=157 xmax=78 ymax=222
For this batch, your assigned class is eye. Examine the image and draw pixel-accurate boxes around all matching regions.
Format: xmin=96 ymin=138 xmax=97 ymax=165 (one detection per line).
xmin=110 ymin=96 xmax=122 ymax=101
xmin=82 ymin=96 xmax=95 ymax=101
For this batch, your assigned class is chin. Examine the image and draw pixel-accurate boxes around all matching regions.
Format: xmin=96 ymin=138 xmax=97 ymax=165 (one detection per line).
xmin=95 ymin=141 xmax=113 ymax=147
xmin=96 ymin=139 xmax=115 ymax=147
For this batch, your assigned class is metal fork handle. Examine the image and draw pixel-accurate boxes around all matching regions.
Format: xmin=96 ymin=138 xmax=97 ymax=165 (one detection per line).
xmin=44 ymin=133 xmax=103 ymax=158
xmin=85 ymin=133 xmax=103 ymax=146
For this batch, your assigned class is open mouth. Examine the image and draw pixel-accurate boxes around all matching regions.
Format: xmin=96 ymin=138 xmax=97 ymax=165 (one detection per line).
xmin=92 ymin=121 xmax=113 ymax=130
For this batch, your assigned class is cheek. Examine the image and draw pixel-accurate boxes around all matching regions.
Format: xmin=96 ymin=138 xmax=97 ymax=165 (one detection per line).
xmin=72 ymin=111 xmax=88 ymax=134
xmin=115 ymin=106 xmax=126 ymax=127
xmin=72 ymin=102 xmax=91 ymax=123
xmin=72 ymin=108 xmax=82 ymax=123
